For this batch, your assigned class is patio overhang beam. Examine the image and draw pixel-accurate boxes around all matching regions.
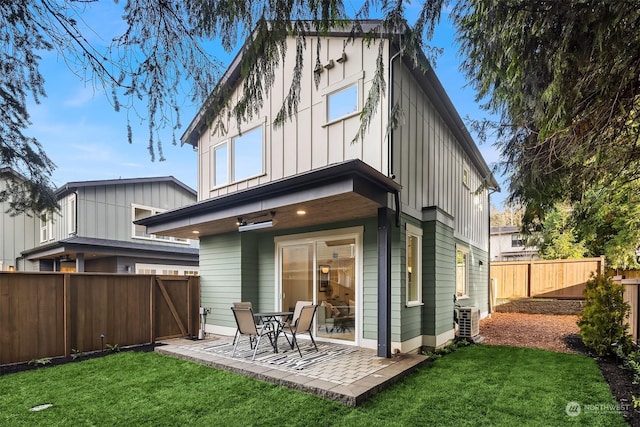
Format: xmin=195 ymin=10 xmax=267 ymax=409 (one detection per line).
xmin=138 ymin=160 xmax=401 ymax=239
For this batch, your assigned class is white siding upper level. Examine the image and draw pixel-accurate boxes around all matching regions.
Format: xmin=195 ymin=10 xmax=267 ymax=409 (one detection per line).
xmin=197 ymin=36 xmax=390 ymax=201
xmin=192 ymin=31 xmax=495 ymax=250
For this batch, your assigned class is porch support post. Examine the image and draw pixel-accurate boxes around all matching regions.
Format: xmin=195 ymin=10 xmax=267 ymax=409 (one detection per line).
xmin=377 ymin=207 xmax=392 ymax=358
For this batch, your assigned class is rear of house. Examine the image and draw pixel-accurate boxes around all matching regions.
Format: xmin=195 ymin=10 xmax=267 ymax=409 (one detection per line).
xmin=139 ymin=22 xmax=497 ymax=355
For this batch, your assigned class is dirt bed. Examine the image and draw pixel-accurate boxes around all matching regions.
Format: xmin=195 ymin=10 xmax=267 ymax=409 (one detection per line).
xmin=480 ymin=312 xmax=583 ymax=354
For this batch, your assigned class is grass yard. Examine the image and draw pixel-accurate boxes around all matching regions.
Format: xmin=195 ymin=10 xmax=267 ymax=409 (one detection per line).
xmin=0 ymin=345 xmax=626 ymax=426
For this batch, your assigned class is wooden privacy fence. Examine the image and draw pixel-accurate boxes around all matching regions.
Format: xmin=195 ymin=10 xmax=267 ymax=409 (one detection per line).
xmin=0 ymin=272 xmax=199 ymax=365
xmin=490 ymin=257 xmax=605 ymax=300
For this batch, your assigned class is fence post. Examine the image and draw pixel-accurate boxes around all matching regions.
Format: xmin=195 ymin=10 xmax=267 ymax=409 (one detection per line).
xmin=63 ymin=274 xmax=71 ymax=358
xmin=527 ymin=260 xmax=533 ymax=298
xmin=599 ymin=255 xmax=606 ymax=276
xmin=149 ymin=276 xmax=155 ymax=343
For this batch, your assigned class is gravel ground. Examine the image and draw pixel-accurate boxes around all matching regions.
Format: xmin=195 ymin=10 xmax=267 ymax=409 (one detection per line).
xmin=480 ymin=312 xmax=582 ymax=353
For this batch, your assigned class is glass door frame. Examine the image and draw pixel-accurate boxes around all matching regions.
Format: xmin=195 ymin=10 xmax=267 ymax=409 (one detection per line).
xmin=274 ymin=226 xmax=363 ymax=346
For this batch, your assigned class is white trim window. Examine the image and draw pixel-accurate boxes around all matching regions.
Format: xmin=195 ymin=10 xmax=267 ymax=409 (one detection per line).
xmin=406 ymin=223 xmax=423 ymax=306
xmin=327 ymin=84 xmax=358 ymax=122
xmin=132 ymin=204 xmax=189 ymax=244
xmin=67 ymin=194 xmax=77 ymax=235
xmin=211 ymin=125 xmax=264 ymax=188
xmin=323 ymin=72 xmax=364 ymax=125
xmin=40 ymin=212 xmax=53 ymax=243
xmin=456 ymin=245 xmax=469 ymax=297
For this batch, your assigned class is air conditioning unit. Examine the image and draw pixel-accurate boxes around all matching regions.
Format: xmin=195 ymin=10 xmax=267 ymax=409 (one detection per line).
xmin=458 ymin=307 xmax=480 ymax=338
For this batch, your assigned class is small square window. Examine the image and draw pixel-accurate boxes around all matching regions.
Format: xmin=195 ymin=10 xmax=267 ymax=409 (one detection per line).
xmin=327 ymin=84 xmax=358 ymax=122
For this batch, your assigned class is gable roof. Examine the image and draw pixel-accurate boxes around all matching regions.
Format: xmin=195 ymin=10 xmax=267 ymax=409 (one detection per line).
xmin=54 ymin=176 xmax=196 ymax=199
xmin=181 ymin=20 xmax=498 ymax=190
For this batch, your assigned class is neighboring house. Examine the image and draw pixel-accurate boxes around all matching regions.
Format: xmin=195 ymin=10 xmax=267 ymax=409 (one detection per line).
xmin=490 ymin=226 xmax=539 ymax=261
xmin=10 ymin=176 xmax=199 ymax=274
xmin=0 ymin=168 xmax=40 ymax=271
xmin=137 ymin=22 xmax=498 ymax=355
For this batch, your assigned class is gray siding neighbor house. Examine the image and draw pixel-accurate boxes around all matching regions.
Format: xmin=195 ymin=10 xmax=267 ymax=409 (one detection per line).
xmin=137 ymin=22 xmax=498 ymax=355
xmin=6 ymin=175 xmax=199 ymax=274
xmin=0 ymin=168 xmax=40 ymax=271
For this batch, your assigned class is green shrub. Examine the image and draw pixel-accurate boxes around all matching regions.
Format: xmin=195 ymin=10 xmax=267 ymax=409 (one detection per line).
xmin=578 ymin=274 xmax=632 ymax=356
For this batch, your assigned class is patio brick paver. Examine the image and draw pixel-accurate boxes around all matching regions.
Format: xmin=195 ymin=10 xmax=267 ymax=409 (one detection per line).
xmin=156 ymin=335 xmax=427 ymax=406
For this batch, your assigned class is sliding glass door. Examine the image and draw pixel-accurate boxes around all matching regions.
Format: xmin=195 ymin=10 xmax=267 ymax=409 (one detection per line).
xmin=278 ymin=231 xmax=358 ymax=344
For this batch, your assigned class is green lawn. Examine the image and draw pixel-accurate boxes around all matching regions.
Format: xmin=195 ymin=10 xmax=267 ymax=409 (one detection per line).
xmin=0 ymin=345 xmax=626 ymax=426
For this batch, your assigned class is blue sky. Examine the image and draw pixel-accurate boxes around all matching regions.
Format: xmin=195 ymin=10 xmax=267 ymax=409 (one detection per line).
xmin=27 ymin=3 xmax=506 ymax=207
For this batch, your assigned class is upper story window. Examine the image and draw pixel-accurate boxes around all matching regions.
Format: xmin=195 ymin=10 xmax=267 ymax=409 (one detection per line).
xmin=406 ymin=223 xmax=423 ymax=306
xmin=132 ymin=204 xmax=189 ymax=244
xmin=327 ymin=84 xmax=358 ymax=122
xmin=322 ymin=71 xmax=364 ymax=125
xmin=67 ymin=194 xmax=77 ymax=236
xmin=40 ymin=212 xmax=54 ymax=243
xmin=212 ymin=125 xmax=264 ymax=188
xmin=511 ymin=234 xmax=525 ymax=247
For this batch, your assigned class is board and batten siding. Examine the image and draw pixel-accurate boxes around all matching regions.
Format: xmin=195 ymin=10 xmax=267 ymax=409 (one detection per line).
xmin=0 ymin=177 xmax=40 ymax=270
xmin=70 ymin=182 xmax=197 ymax=247
xmin=197 ymin=37 xmax=390 ymax=201
xmin=393 ymin=62 xmax=489 ymax=251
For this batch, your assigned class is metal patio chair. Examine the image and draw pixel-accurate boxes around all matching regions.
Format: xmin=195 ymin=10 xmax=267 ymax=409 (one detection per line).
xmin=279 ymin=300 xmax=312 ymax=348
xmin=282 ymin=304 xmax=318 ymax=357
xmin=230 ymin=306 xmax=274 ymax=360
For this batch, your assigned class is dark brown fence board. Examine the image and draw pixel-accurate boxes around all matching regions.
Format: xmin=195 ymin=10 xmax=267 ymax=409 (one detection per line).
xmin=1 ymin=272 xmax=199 ymax=365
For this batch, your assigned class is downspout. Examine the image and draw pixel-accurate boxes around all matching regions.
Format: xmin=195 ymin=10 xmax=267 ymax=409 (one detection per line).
xmin=388 ymin=46 xmax=402 ymax=227
xmin=387 ymin=48 xmax=401 ymax=181
xmin=487 ymin=185 xmax=499 ymax=315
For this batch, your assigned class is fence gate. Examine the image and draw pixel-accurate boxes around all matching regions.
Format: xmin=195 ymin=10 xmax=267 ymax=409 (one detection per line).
xmin=153 ymin=276 xmax=200 ymax=340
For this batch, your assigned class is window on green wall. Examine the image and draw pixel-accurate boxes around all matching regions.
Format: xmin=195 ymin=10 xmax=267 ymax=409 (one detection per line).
xmin=406 ymin=223 xmax=423 ymax=306
xmin=456 ymin=245 xmax=469 ymax=297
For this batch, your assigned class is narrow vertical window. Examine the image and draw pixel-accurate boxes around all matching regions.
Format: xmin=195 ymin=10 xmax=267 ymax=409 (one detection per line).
xmin=40 ymin=213 xmax=49 ymax=243
xmin=406 ymin=224 xmax=423 ymax=306
xmin=68 ymin=194 xmax=77 ymax=235
xmin=213 ymin=142 xmax=228 ymax=187
xmin=456 ymin=246 xmax=469 ymax=297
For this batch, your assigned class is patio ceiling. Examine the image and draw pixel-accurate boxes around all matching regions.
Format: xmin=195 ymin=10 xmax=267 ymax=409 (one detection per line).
xmin=138 ymin=160 xmax=401 ymax=239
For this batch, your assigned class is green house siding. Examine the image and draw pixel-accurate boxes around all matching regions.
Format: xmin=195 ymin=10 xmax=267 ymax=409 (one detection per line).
xmin=362 ymin=217 xmax=379 ymax=341
xmin=456 ymin=240 xmax=489 ymax=313
xmin=423 ymin=219 xmax=456 ymax=337
xmin=399 ymin=215 xmax=423 ymax=342
xmin=199 ymin=233 xmax=242 ymax=328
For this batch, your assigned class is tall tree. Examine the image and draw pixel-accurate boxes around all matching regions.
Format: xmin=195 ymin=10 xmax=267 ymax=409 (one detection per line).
xmin=533 ymin=203 xmax=587 ymax=260
xmin=0 ymin=0 xmax=445 ymax=214
xmin=453 ymin=1 xmax=640 ymax=227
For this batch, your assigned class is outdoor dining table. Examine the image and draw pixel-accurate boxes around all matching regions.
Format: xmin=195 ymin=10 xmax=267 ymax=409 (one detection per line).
xmin=253 ymin=311 xmax=293 ymax=353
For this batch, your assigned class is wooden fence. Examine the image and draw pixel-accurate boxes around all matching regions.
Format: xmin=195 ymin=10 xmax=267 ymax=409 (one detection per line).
xmin=0 ymin=272 xmax=199 ymax=365
xmin=490 ymin=257 xmax=605 ymax=300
